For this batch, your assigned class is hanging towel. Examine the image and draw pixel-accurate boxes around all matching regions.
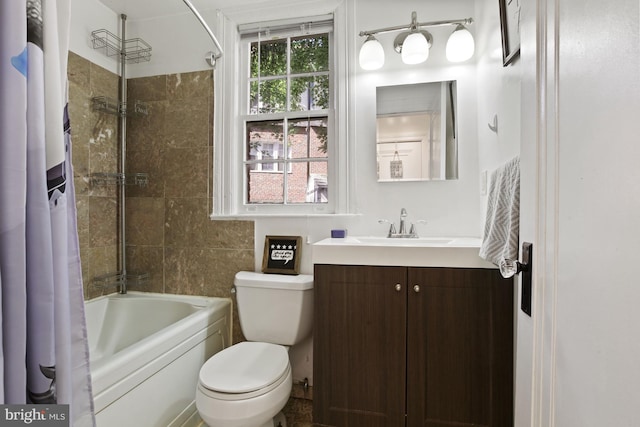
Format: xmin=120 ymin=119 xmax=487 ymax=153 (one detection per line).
xmin=479 ymin=156 xmax=520 ymax=267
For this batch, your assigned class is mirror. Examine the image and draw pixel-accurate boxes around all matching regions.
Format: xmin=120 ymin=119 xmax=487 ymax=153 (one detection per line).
xmin=376 ymin=81 xmax=458 ymax=182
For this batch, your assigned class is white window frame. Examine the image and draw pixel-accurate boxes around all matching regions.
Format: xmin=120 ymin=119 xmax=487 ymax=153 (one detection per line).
xmin=211 ymin=4 xmax=353 ymax=218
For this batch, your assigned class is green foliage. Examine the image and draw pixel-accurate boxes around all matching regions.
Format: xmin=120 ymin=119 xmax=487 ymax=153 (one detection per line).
xmin=249 ymin=33 xmax=329 ymax=113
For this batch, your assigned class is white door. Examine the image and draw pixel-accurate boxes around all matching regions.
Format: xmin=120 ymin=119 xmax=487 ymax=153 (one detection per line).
xmin=516 ymin=0 xmax=640 ymax=426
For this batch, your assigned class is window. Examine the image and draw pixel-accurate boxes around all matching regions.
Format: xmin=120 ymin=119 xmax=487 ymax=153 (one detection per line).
xmin=243 ymin=23 xmax=331 ymax=207
xmin=212 ymin=9 xmax=351 ymax=217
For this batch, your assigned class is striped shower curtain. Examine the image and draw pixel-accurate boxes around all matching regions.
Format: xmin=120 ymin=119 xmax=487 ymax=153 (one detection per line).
xmin=0 ymin=1 xmax=95 ymax=425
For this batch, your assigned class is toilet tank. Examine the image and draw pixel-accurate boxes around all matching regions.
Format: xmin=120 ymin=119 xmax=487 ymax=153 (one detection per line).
xmin=234 ymin=271 xmax=313 ymax=346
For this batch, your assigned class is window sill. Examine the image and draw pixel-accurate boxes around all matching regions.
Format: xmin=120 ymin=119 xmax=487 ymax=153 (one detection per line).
xmin=209 ymin=212 xmax=362 ymax=221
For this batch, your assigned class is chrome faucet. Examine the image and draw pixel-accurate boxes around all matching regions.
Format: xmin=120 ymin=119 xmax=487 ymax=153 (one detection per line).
xmin=398 ymin=208 xmax=408 ymax=235
xmin=378 ymin=208 xmax=425 ymax=238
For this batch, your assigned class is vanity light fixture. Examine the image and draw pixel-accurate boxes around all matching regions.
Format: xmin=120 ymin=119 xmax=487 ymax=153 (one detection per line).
xmin=359 ymin=11 xmax=474 ymax=69
xmin=399 ymin=30 xmax=431 ymax=64
xmin=359 ymin=35 xmax=385 ymax=70
xmin=445 ymin=24 xmax=475 ymax=62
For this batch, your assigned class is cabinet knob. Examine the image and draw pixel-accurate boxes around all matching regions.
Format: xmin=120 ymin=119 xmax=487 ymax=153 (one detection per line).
xmin=395 ymin=284 xmax=402 ymax=292
xmin=413 ymin=284 xmax=421 ymax=293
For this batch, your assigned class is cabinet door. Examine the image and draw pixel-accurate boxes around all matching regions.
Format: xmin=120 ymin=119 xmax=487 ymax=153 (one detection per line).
xmin=406 ymin=268 xmax=514 ymax=427
xmin=313 ymin=264 xmax=407 ymax=427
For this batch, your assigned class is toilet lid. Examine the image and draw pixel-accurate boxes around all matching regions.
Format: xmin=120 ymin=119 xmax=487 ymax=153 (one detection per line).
xmin=199 ymin=342 xmax=289 ymax=393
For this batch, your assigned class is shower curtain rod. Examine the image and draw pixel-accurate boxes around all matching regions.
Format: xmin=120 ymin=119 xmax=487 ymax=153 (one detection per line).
xmin=181 ymin=0 xmax=224 ymax=66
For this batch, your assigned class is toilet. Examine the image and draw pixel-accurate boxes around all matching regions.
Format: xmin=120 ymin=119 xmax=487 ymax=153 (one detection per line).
xmin=196 ymin=271 xmax=314 ymax=427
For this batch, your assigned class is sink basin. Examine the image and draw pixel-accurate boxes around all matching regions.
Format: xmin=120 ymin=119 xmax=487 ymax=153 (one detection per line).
xmin=353 ymin=236 xmax=454 ymax=246
xmin=312 ymin=236 xmax=494 ymax=268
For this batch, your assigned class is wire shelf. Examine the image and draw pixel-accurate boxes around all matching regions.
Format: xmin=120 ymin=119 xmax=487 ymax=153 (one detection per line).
xmin=130 ymin=100 xmax=149 ymax=116
xmin=126 ymin=272 xmax=150 ymax=287
xmin=123 ymin=38 xmax=152 ymax=63
xmin=91 ymin=29 xmax=152 ymax=63
xmin=91 ymin=97 xmax=149 ymax=117
xmin=126 ymin=173 xmax=149 ymax=187
xmin=90 ymin=172 xmax=149 ymax=187
xmin=92 ymin=96 xmax=120 ymax=115
xmin=91 ymin=271 xmax=150 ymax=290
xmin=91 ymin=29 xmax=121 ymax=58
xmin=91 ymin=272 xmax=123 ymax=289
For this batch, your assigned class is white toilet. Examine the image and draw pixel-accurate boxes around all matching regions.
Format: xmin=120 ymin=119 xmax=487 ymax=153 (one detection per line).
xmin=196 ymin=271 xmax=314 ymax=427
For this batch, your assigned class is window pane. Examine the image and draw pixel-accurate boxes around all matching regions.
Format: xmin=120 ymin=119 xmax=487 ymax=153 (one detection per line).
xmin=249 ymin=79 xmax=287 ymax=114
xmin=290 ymin=75 xmax=329 ymax=111
xmin=286 ymin=161 xmax=328 ymax=204
xmin=291 ymin=34 xmax=329 ymax=73
xmin=250 ymin=39 xmax=287 ymax=78
xmin=249 ymin=81 xmax=259 ymax=114
xmin=288 ymin=118 xmax=328 ymax=159
xmin=247 ymin=163 xmax=284 ymax=204
xmin=247 ymin=120 xmax=285 ymax=162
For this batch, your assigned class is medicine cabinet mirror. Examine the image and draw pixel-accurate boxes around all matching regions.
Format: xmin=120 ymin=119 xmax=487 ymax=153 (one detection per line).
xmin=376 ymin=81 xmax=458 ymax=182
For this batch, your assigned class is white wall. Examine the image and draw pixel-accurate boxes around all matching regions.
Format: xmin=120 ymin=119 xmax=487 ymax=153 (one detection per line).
xmin=69 ymin=0 xmax=490 ymax=274
xmin=473 ymin=0 xmax=523 ymax=421
xmin=257 ymin=0 xmax=484 ymax=276
xmin=69 ymin=0 xmax=119 ymax=74
xmin=69 ymin=0 xmax=219 ymax=77
xmin=474 ymin=0 xmax=520 ymax=206
xmin=352 ymin=0 xmax=480 ymax=235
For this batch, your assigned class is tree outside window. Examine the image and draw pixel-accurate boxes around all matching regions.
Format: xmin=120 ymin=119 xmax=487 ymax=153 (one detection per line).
xmin=245 ymin=32 xmax=329 ymax=205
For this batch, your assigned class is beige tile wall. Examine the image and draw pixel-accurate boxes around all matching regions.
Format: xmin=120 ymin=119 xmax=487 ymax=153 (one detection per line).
xmin=67 ymin=52 xmax=254 ymax=339
xmin=68 ymin=51 xmax=119 ymax=300
xmin=67 ymin=52 xmax=311 ymax=425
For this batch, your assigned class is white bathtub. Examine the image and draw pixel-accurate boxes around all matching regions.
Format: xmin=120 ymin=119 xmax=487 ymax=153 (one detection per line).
xmin=85 ymin=291 xmax=231 ymax=427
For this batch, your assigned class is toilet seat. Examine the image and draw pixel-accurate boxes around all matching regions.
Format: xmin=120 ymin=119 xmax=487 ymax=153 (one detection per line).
xmin=199 ymin=342 xmax=290 ymax=400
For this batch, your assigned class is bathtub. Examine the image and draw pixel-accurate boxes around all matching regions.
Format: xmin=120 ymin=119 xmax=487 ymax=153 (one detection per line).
xmin=85 ymin=291 xmax=231 ymax=427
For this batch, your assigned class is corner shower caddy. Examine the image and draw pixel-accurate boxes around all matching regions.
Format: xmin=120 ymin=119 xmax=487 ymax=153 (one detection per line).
xmin=89 ymin=15 xmax=151 ymax=293
xmin=91 ymin=96 xmax=149 ymax=117
xmin=90 ymin=28 xmax=152 ymax=63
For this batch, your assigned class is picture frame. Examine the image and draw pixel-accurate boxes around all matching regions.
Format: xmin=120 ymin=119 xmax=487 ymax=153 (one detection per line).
xmin=499 ymin=0 xmax=521 ymax=66
xmin=262 ymin=235 xmax=302 ymax=275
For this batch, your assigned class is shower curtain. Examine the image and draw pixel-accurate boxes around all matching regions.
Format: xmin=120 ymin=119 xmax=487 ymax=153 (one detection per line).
xmin=0 ymin=1 xmax=95 ymax=425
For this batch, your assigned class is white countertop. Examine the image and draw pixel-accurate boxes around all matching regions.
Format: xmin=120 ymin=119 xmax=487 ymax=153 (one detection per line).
xmin=312 ymin=236 xmax=497 ymax=269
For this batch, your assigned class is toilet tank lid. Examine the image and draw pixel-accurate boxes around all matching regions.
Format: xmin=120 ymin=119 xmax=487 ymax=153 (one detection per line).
xmin=234 ymin=271 xmax=313 ymax=290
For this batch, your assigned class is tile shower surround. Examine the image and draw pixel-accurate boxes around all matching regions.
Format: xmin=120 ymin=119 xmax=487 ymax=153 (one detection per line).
xmin=67 ymin=52 xmax=313 ymax=425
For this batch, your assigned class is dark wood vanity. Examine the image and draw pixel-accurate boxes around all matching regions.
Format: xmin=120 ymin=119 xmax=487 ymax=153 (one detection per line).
xmin=312 ymin=263 xmax=514 ymax=427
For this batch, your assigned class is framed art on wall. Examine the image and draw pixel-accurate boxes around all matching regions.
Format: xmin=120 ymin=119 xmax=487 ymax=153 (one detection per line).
xmin=499 ymin=0 xmax=521 ymax=66
xmin=262 ymin=235 xmax=302 ymax=275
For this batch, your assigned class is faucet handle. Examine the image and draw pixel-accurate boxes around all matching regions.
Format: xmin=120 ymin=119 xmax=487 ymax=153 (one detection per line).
xmin=409 ymin=220 xmax=427 ymax=237
xmin=378 ymin=219 xmax=396 ymax=237
xmin=389 ymin=223 xmax=397 ymax=236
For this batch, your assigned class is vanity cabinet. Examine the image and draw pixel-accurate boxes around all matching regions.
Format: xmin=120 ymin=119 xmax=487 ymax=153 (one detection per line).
xmin=312 ymin=264 xmax=513 ymax=427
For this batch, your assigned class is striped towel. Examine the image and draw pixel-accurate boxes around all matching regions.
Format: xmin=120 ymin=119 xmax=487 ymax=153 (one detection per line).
xmin=479 ymin=156 xmax=520 ymax=267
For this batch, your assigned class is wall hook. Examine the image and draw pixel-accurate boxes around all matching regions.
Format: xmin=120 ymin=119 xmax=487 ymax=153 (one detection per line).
xmin=488 ymin=114 xmax=498 ymax=133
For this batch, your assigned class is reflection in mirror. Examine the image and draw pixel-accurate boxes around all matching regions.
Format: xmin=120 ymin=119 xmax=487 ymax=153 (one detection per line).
xmin=376 ymin=81 xmax=458 ymax=182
